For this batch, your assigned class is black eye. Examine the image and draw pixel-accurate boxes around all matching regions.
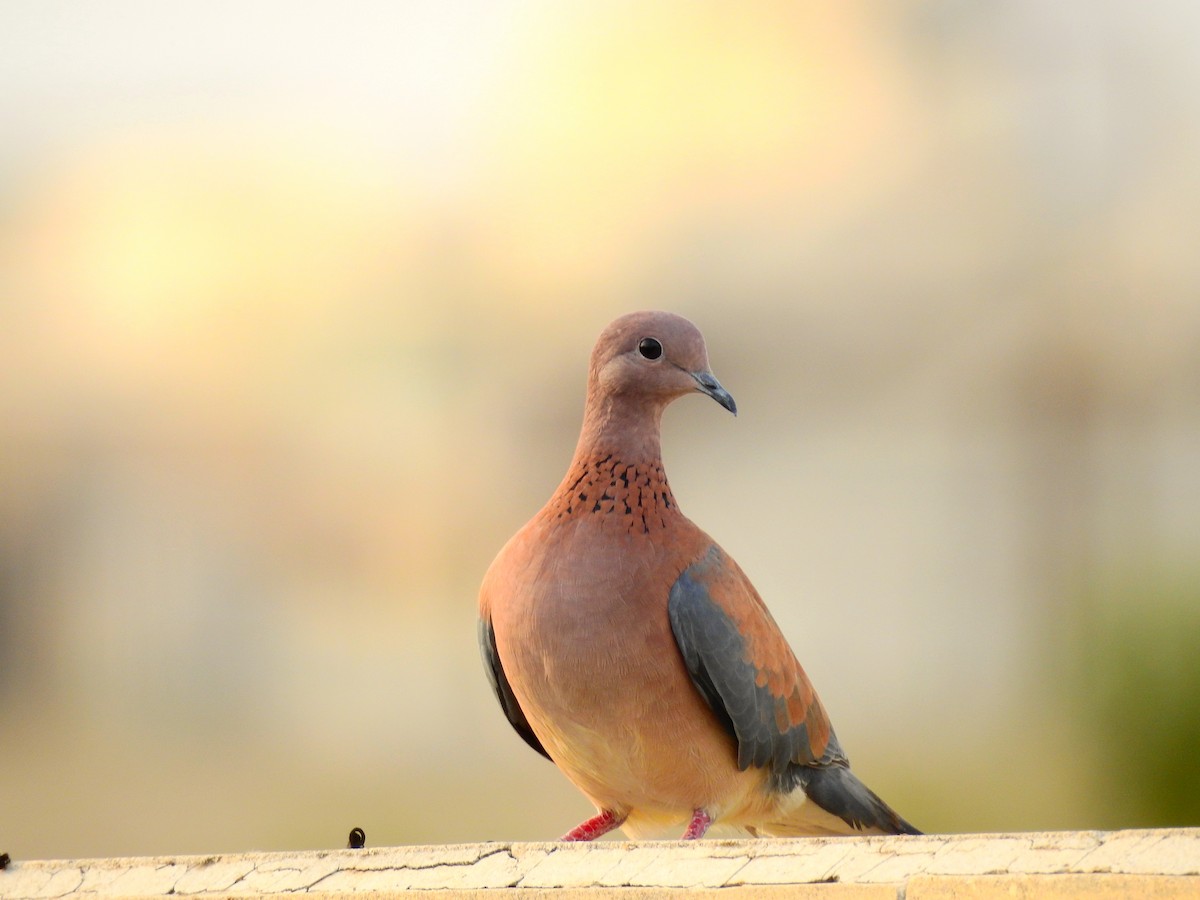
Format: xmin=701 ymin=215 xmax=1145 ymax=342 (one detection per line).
xmin=637 ymin=337 xmax=663 ymax=360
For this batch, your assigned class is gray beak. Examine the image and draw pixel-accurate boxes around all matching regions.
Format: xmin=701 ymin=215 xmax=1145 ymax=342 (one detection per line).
xmin=693 ymin=371 xmax=737 ymax=416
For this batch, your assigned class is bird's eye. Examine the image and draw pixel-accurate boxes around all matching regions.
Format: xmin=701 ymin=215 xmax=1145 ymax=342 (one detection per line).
xmin=637 ymin=337 xmax=663 ymax=360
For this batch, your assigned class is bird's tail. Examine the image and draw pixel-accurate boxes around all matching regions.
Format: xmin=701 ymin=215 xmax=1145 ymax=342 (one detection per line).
xmin=769 ymin=765 xmax=922 ymax=836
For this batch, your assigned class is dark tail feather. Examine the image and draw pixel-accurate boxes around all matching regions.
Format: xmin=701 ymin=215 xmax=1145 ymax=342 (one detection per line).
xmin=801 ymin=765 xmax=922 ymax=835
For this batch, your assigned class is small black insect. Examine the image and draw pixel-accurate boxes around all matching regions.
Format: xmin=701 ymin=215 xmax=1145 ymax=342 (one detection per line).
xmin=0 ymin=852 xmax=11 ymax=870
xmin=347 ymin=827 xmax=366 ymax=849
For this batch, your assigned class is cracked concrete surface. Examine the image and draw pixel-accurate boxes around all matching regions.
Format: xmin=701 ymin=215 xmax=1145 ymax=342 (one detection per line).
xmin=1 ymin=829 xmax=1198 ymax=898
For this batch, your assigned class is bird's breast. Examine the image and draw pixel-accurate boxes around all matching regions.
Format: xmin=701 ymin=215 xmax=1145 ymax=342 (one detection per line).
xmin=485 ymin=509 xmax=733 ymax=811
xmin=514 ymin=515 xmax=683 ymax=687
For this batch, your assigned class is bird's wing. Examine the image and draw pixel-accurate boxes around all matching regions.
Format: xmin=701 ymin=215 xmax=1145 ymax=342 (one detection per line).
xmin=668 ymin=546 xmax=844 ymax=779
xmin=478 ymin=616 xmax=551 ymax=760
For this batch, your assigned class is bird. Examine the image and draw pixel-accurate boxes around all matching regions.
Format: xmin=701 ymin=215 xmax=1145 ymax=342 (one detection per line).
xmin=478 ymin=310 xmax=920 ymax=841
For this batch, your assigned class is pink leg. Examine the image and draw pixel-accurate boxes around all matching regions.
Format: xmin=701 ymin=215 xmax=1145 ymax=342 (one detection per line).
xmin=561 ymin=809 xmax=627 ymax=842
xmin=681 ymin=808 xmax=712 ymax=840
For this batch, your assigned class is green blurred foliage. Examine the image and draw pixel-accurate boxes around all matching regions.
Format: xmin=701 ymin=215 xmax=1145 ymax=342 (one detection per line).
xmin=1075 ymin=567 xmax=1200 ymax=826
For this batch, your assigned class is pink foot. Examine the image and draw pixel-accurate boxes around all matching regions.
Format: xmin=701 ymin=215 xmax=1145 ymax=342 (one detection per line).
xmin=561 ymin=809 xmax=627 ymax=842
xmin=681 ymin=808 xmax=712 ymax=840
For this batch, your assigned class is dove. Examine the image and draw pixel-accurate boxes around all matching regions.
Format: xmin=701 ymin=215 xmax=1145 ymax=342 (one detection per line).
xmin=479 ymin=311 xmax=920 ymax=840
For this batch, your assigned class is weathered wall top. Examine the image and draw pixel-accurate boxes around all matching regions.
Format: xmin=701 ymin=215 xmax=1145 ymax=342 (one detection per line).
xmin=2 ymin=828 xmax=1198 ymax=899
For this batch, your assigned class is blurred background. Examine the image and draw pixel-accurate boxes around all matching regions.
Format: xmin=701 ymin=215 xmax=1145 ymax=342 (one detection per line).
xmin=2 ymin=0 xmax=1199 ymax=860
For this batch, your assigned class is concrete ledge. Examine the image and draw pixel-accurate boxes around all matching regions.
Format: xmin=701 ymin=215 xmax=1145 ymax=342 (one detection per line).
xmin=2 ymin=829 xmax=1198 ymax=899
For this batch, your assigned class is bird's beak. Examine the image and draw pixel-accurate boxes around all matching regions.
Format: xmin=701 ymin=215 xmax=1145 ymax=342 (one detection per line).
xmin=692 ymin=371 xmax=737 ymax=416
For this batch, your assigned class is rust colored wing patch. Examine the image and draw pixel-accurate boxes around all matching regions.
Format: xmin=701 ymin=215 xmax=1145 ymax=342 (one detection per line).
xmin=668 ymin=546 xmax=844 ymax=786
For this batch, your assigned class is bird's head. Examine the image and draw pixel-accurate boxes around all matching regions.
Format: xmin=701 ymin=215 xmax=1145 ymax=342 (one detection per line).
xmin=588 ymin=311 xmax=737 ymax=416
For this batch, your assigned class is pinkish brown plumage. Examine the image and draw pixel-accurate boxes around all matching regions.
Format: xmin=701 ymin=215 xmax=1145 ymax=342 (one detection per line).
xmin=479 ymin=311 xmax=919 ymax=840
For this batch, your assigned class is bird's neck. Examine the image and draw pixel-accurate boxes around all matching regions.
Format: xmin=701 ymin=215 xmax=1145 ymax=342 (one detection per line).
xmin=544 ymin=393 xmax=681 ymax=531
xmin=572 ymin=391 xmax=666 ymax=467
